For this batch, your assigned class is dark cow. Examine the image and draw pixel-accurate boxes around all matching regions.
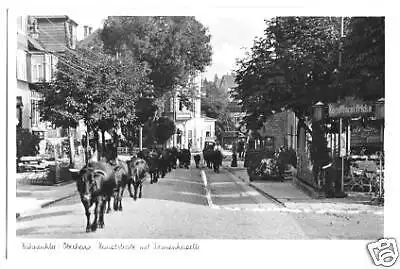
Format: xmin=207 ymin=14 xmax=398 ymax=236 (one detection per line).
xmin=194 ymin=154 xmax=201 ymax=168
xmin=138 ymin=148 xmax=160 ymax=184
xmin=178 ymin=149 xmax=191 ymax=169
xmin=211 ymin=149 xmax=223 ymax=173
xmin=203 ymin=148 xmax=213 ymax=169
xmin=159 ymin=148 xmax=170 ymax=178
xmin=108 ymin=158 xmax=130 ymax=212
xmin=77 ymin=161 xmax=117 ymax=232
xmin=128 ymin=158 xmax=149 ymax=200
xmin=168 ymin=147 xmax=178 ymax=169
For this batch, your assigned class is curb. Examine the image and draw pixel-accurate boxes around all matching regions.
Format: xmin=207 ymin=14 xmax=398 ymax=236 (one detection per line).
xmin=292 ymin=176 xmax=325 ymax=199
xmin=224 ymin=167 xmax=286 ymax=207
xmin=223 ymin=168 xmax=384 ymax=216
xmin=16 ymin=191 xmax=77 ymax=220
xmin=248 ymin=183 xmax=286 ymax=207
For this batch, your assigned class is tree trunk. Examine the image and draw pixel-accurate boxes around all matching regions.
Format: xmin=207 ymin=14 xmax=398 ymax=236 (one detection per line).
xmin=69 ymin=127 xmax=75 ymax=168
xmin=101 ymin=130 xmax=106 ymax=158
xmin=94 ymin=130 xmax=100 ymax=161
xmin=85 ymin=124 xmax=90 ymax=165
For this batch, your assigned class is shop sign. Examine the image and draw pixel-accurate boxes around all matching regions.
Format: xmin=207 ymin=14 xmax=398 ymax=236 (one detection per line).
xmin=328 ymin=102 xmax=373 ymax=118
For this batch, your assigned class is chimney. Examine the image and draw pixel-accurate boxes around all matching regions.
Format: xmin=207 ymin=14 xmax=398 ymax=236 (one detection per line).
xmin=28 ymin=16 xmax=39 ymax=39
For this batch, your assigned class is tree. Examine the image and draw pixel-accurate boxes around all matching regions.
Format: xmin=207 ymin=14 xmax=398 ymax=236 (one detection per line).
xmin=233 ymin=16 xmax=384 ymax=183
xmin=234 ymin=16 xmax=384 ymax=127
xmin=100 ymin=16 xmax=212 ymax=97
xmin=17 ymin=128 xmax=41 ymax=160
xmin=341 ymin=17 xmax=384 ymax=100
xmin=201 ymin=78 xmax=235 ymax=142
xmin=35 ymin=47 xmax=152 ymax=161
xmin=154 ymin=117 xmax=176 ymax=145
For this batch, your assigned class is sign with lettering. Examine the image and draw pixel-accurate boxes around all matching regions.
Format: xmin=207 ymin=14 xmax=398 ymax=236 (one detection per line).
xmin=328 ymin=102 xmax=373 ymax=118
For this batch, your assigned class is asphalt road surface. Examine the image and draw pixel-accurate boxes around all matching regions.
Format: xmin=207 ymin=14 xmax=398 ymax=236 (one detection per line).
xmin=17 ymin=165 xmax=383 ymax=239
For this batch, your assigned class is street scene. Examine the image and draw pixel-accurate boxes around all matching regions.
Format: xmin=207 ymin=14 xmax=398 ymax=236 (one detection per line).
xmin=15 ymin=15 xmax=385 ymax=241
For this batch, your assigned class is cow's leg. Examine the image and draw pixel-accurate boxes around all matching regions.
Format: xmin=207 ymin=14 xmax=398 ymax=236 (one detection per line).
xmin=91 ymin=197 xmax=101 ymax=232
xmin=128 ymin=180 xmax=134 ymax=197
xmin=118 ymin=184 xmax=124 ymax=211
xmin=133 ymin=181 xmax=138 ymax=200
xmin=139 ymin=183 xmax=143 ymax=198
xmin=82 ymin=200 xmax=91 ymax=233
xmin=98 ymin=197 xmax=106 ymax=229
xmin=106 ymin=195 xmax=111 ymax=213
xmin=113 ymin=189 xmax=119 ymax=211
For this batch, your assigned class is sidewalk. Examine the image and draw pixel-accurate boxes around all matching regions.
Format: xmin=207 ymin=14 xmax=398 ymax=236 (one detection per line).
xmin=16 ymin=181 xmax=77 ymax=219
xmin=224 ymin=163 xmax=383 ymax=215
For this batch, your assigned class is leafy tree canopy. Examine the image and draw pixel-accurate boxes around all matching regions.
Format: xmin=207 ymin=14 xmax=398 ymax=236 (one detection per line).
xmin=233 ymin=17 xmax=384 ymax=130
xmin=100 ymin=16 xmax=213 ymax=96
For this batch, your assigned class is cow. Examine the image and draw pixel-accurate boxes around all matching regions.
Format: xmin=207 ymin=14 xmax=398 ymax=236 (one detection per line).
xmin=159 ymin=148 xmax=171 ymax=178
xmin=77 ymin=162 xmax=117 ymax=232
xmin=169 ymin=147 xmax=178 ymax=169
xmin=128 ymin=158 xmax=149 ymax=200
xmin=211 ymin=149 xmax=223 ymax=173
xmin=203 ymin=148 xmax=213 ymax=169
xmin=138 ymin=148 xmax=160 ymax=184
xmin=108 ymin=158 xmax=130 ymax=212
xmin=178 ymin=149 xmax=191 ymax=169
xmin=194 ymin=154 xmax=201 ymax=168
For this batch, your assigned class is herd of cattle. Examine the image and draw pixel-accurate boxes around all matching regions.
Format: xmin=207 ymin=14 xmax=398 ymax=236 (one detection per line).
xmin=76 ymin=146 xmax=223 ymax=232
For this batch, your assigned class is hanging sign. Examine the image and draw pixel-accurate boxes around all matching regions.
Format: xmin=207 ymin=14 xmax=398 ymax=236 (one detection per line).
xmin=328 ymin=102 xmax=373 ymax=118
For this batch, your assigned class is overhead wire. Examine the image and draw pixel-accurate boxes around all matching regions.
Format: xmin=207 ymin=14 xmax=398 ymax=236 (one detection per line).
xmin=38 ymin=28 xmax=99 ymax=72
xmin=43 ymin=17 xmax=106 ymax=61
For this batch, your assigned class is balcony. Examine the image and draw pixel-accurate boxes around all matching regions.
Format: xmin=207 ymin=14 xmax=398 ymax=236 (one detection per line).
xmin=175 ymin=111 xmax=193 ymax=121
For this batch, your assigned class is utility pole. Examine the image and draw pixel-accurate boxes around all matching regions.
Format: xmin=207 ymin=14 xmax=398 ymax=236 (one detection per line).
xmin=139 ymin=91 xmax=143 ymax=151
xmin=339 ymin=17 xmax=345 ymax=193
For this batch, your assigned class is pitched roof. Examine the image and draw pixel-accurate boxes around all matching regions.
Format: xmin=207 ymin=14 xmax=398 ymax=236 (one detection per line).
xmin=34 ymin=16 xmax=76 ymax=52
xmin=27 ymin=36 xmax=45 ymax=51
xmin=201 ymin=115 xmax=217 ymax=121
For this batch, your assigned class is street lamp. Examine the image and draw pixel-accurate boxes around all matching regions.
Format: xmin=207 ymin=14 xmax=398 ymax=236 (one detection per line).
xmin=312 ymin=101 xmax=326 ymax=122
xmin=375 ymin=98 xmax=385 ymax=120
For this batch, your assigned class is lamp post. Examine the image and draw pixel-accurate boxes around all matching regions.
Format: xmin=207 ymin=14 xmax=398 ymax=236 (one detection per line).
xmin=312 ymin=101 xmax=326 ymax=122
xmin=375 ymin=98 xmax=384 ymax=199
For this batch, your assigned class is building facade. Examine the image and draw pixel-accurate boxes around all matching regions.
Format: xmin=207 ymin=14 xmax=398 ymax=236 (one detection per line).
xmin=164 ymin=74 xmax=217 ymax=152
xmin=251 ymin=110 xmax=298 ymax=152
xmin=16 ymin=15 xmax=86 ymax=166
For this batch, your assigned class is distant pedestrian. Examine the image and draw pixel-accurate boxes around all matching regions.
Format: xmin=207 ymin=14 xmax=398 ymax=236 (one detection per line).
xmin=237 ymin=140 xmax=244 ymax=160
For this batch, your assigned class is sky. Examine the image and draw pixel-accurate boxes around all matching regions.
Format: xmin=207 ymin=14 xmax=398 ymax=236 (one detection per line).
xmin=68 ymin=13 xmax=267 ymax=81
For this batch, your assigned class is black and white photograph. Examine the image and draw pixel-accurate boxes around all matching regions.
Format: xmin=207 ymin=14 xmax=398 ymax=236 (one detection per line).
xmin=2 ymin=1 xmax=400 ymax=269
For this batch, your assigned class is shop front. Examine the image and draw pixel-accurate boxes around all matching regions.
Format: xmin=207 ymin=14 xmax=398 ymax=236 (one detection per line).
xmin=322 ymin=98 xmax=384 ymax=197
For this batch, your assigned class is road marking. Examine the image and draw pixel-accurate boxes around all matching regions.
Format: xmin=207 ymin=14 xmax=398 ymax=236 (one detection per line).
xmin=211 ymin=191 xmax=262 ymax=198
xmin=201 ymin=170 xmax=217 ymax=209
xmin=161 ymin=177 xmax=203 ymax=185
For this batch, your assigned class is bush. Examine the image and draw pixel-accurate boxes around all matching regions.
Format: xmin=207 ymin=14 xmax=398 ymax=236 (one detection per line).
xmin=17 ymin=128 xmax=41 ymax=160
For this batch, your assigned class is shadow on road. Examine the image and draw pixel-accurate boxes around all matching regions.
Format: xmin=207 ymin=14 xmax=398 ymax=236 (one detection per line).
xmin=17 ymin=210 xmax=75 ymax=222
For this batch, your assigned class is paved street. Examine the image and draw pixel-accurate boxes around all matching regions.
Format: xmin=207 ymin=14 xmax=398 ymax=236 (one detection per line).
xmin=16 ymin=165 xmax=383 ymax=239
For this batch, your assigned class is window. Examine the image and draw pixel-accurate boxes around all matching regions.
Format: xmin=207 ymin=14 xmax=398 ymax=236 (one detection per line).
xmin=206 ymin=131 xmax=210 ymax=137
xmin=179 ymin=99 xmax=183 ymax=111
xmin=31 ymin=99 xmax=40 ymax=127
xmin=32 ymin=63 xmax=44 ymax=82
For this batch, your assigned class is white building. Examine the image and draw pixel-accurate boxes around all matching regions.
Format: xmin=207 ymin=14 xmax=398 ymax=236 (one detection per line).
xmin=164 ymin=74 xmax=217 ymax=152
